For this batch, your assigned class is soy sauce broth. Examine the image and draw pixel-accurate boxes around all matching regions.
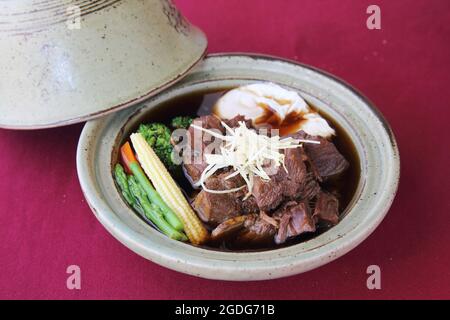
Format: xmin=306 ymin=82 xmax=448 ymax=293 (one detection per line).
xmin=125 ymin=87 xmax=361 ymax=251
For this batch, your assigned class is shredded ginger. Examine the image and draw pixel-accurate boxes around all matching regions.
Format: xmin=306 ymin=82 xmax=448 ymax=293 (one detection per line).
xmin=191 ymin=121 xmax=320 ymax=197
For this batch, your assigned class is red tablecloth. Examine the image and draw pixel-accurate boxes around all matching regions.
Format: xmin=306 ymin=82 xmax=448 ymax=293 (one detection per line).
xmin=1 ymin=0 xmax=449 ymax=299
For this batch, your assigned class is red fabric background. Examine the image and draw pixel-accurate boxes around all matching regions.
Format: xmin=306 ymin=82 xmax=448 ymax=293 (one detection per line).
xmin=0 ymin=0 xmax=449 ymax=299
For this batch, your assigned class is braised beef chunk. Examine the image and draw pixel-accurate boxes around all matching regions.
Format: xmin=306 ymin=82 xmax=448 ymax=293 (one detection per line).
xmin=313 ymin=191 xmax=340 ymax=226
xmin=299 ymin=173 xmax=321 ymax=200
xmin=282 ymin=148 xmax=309 ymax=197
xmin=218 ymin=171 xmax=245 ymax=192
xmin=211 ymin=214 xmax=276 ymax=247
xmin=182 ymin=115 xmax=255 ymax=186
xmin=274 ymin=201 xmax=316 ymax=244
xmin=192 ymin=171 xmax=259 ymax=225
xmin=240 ymin=194 xmax=259 ymax=214
xmin=302 ymin=135 xmax=349 ymax=181
xmin=182 ymin=115 xmax=224 ymax=185
xmin=193 ymin=188 xmax=241 ymax=226
xmin=192 ymin=173 xmax=241 ymax=225
xmin=223 ymin=115 xmax=252 ymax=129
xmin=236 ymin=214 xmax=277 ymax=246
xmin=211 ymin=215 xmax=247 ymax=241
xmin=224 ymin=175 xmax=260 ymax=215
xmin=251 ymin=147 xmax=312 ymax=210
xmin=194 ymin=114 xmax=224 ymax=132
xmin=252 ymin=174 xmax=285 ymax=211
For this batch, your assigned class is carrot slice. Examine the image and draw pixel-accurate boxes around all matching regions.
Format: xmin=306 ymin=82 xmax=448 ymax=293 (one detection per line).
xmin=120 ymin=142 xmax=138 ymax=173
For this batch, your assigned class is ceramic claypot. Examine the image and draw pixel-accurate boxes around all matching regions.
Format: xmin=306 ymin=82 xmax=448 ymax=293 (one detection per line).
xmin=0 ymin=0 xmax=207 ymax=129
xmin=77 ymin=54 xmax=400 ymax=281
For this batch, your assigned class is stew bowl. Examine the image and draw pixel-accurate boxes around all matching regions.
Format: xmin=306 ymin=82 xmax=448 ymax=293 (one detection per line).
xmin=76 ymin=54 xmax=400 ymax=281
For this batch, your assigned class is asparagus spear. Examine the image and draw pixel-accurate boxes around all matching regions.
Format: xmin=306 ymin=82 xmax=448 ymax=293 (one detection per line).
xmin=115 ymin=160 xmax=184 ymax=239
xmin=114 ymin=163 xmax=147 ymax=217
xmin=120 ymin=142 xmax=184 ymax=232
xmin=114 ymin=163 xmax=135 ymax=205
xmin=128 ymin=176 xmax=188 ymax=241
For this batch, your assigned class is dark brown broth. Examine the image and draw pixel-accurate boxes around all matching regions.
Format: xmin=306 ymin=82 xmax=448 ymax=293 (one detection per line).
xmin=126 ymin=87 xmax=361 ymax=252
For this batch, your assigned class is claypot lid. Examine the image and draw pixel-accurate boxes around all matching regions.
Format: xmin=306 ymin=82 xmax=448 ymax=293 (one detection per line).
xmin=0 ymin=0 xmax=207 ymax=129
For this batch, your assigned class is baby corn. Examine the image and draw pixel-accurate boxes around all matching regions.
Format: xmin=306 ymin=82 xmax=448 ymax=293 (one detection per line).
xmin=130 ymin=133 xmax=209 ymax=245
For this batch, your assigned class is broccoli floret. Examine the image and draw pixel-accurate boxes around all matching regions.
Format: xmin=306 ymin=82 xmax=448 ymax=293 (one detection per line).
xmin=137 ymin=123 xmax=178 ymax=171
xmin=171 ymin=116 xmax=193 ymax=130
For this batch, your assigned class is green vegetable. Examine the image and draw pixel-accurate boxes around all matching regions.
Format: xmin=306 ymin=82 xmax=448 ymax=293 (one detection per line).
xmin=114 ymin=163 xmax=135 ymax=206
xmin=171 ymin=116 xmax=193 ymax=130
xmin=114 ymin=163 xmax=145 ymax=216
xmin=137 ymin=118 xmax=193 ymax=173
xmin=128 ymin=176 xmax=187 ymax=241
xmin=138 ymin=123 xmax=177 ymax=171
xmin=129 ymin=161 xmax=184 ymax=231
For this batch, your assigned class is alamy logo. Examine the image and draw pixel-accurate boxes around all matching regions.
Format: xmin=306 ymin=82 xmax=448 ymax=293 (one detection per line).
xmin=366 ymin=5 xmax=381 ymax=30
xmin=66 ymin=265 xmax=81 ymax=290
xmin=366 ymin=265 xmax=381 ymax=290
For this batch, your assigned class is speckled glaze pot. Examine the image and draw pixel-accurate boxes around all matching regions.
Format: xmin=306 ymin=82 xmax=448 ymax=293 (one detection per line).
xmin=77 ymin=54 xmax=400 ymax=281
xmin=0 ymin=0 xmax=207 ymax=129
